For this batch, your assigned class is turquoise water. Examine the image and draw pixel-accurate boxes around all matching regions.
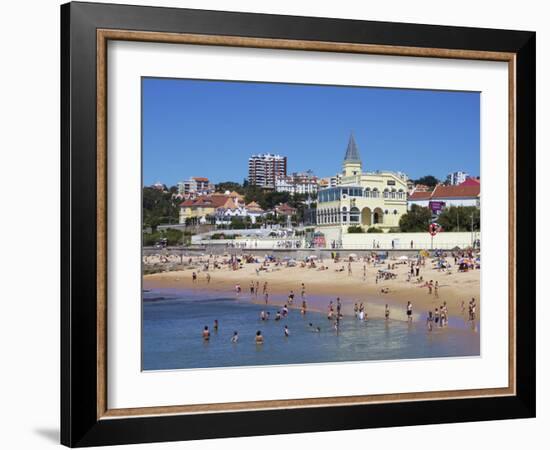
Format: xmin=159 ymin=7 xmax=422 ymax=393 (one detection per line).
xmin=142 ymin=289 xmax=480 ymax=371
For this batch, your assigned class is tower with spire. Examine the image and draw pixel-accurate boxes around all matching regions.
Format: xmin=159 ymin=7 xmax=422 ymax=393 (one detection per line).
xmin=342 ymin=133 xmax=362 ymax=177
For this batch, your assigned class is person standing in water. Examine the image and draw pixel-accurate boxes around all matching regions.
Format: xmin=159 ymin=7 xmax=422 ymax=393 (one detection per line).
xmin=202 ymin=326 xmax=210 ymax=341
xmin=385 ymin=304 xmax=390 ymax=320
xmin=213 ymin=319 xmax=219 ymax=332
xmin=406 ymin=301 xmax=413 ymax=322
xmin=284 ymin=325 xmax=290 ymax=337
xmin=255 ymin=330 xmax=264 ymax=344
xmin=426 ymin=311 xmax=434 ymax=331
xmin=231 ymin=331 xmax=239 ymax=343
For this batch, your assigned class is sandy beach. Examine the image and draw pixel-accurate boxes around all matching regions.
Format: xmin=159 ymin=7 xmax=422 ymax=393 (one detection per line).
xmin=143 ymin=254 xmax=480 ymax=323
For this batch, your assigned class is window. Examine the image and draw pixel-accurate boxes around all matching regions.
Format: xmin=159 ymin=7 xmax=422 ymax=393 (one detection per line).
xmin=383 ymin=189 xmax=389 ymax=199
xmin=364 ymin=187 xmax=370 ymax=198
xmin=372 ymin=188 xmax=379 ymax=198
xmin=350 ymin=207 xmax=360 ymax=223
xmin=393 ymin=209 xmax=398 ymax=214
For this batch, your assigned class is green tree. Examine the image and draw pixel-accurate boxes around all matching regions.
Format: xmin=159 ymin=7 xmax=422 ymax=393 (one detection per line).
xmin=143 ymin=187 xmax=180 ymax=230
xmin=413 ymin=175 xmax=439 ymax=188
xmin=437 ymin=206 xmax=480 ymax=232
xmin=398 ymin=205 xmax=432 ymax=232
xmin=215 ymin=181 xmax=243 ymax=193
xmin=347 ymin=225 xmax=364 ymax=233
xmin=366 ymin=226 xmax=384 ymax=233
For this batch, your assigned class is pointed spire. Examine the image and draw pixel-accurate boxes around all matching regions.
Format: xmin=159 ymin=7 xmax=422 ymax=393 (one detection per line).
xmin=344 ymin=133 xmax=361 ymax=163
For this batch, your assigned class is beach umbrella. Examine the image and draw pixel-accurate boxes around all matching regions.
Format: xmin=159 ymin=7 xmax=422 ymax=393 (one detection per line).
xmin=309 ymin=255 xmax=318 ymax=259
xmin=398 ymin=255 xmax=408 ymax=260
xmin=349 ymin=253 xmax=358 ymax=258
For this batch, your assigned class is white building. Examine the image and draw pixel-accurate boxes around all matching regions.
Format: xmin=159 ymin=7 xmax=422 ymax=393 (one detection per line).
xmin=177 ymin=176 xmax=214 ymax=196
xmin=275 ymin=172 xmax=318 ymax=195
xmin=408 ymin=180 xmax=480 ymax=211
xmin=248 ymin=153 xmax=287 ymax=188
xmin=446 ymin=171 xmax=469 ymax=185
xmin=215 ymin=202 xmax=265 ymax=225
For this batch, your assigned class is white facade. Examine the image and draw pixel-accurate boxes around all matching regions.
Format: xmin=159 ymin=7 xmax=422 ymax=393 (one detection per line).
xmin=215 ymin=206 xmax=264 ymax=224
xmin=275 ymin=172 xmax=318 ymax=194
xmin=177 ymin=177 xmax=213 ymax=196
xmin=446 ymin=171 xmax=469 ymax=185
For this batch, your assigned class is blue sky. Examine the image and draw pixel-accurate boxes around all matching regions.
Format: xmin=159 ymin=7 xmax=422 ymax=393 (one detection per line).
xmin=142 ymin=78 xmax=479 ymax=186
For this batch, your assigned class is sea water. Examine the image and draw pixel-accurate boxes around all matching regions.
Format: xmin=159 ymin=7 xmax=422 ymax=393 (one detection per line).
xmin=142 ymin=289 xmax=480 ymax=371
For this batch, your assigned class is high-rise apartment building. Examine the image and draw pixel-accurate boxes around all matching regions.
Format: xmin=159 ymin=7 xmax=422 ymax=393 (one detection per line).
xmin=248 ymin=153 xmax=287 ymax=188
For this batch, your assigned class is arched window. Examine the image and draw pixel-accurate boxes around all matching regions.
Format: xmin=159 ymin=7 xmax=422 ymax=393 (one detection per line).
xmin=383 ymin=188 xmax=389 ymax=198
xmin=372 ymin=188 xmax=379 ymax=198
xmin=393 ymin=209 xmax=398 ymax=215
xmin=391 ymin=188 xmax=396 ymax=199
xmin=342 ymin=206 xmax=348 ymax=223
xmin=384 ymin=209 xmax=389 ymax=214
xmin=364 ymin=187 xmax=371 ymax=198
xmin=398 ymin=189 xmax=404 ymax=199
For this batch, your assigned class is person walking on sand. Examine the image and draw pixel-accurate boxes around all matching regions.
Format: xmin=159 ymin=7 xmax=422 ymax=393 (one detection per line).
xmin=301 ymin=283 xmax=306 ymax=300
xmin=428 ymin=280 xmax=433 ymax=295
xmin=406 ymin=301 xmax=413 ymax=322
xmin=348 ymin=261 xmax=352 ymax=276
xmin=363 ymin=264 xmax=367 ymax=281
xmin=434 ymin=281 xmax=439 ymax=298
xmin=206 ymin=273 xmax=211 ymax=284
xmin=250 ymin=281 xmax=255 ymax=295
xmin=192 ymin=272 xmax=197 ymax=283
xmin=231 ymin=331 xmax=239 ymax=343
xmin=264 ymin=292 xmax=269 ymax=304
xmin=263 ymin=281 xmax=268 ymax=295
xmin=255 ymin=330 xmax=264 ymax=344
xmin=202 ymin=326 xmax=210 ymax=341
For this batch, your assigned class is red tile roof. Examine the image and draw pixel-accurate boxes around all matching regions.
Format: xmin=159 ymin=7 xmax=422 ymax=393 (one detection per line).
xmin=408 ymin=183 xmax=480 ymax=201
xmin=432 ymin=184 xmax=480 ymax=199
xmin=409 ymin=191 xmax=432 ymax=200
xmin=179 ymin=195 xmax=235 ymax=208
xmin=192 ymin=177 xmax=209 ymax=182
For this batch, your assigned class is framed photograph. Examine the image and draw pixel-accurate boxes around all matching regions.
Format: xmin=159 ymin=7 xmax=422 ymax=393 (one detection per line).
xmin=61 ymin=1 xmax=536 ymax=447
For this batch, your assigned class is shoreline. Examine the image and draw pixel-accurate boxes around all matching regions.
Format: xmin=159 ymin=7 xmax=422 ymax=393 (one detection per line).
xmin=143 ymin=255 xmax=480 ymax=326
